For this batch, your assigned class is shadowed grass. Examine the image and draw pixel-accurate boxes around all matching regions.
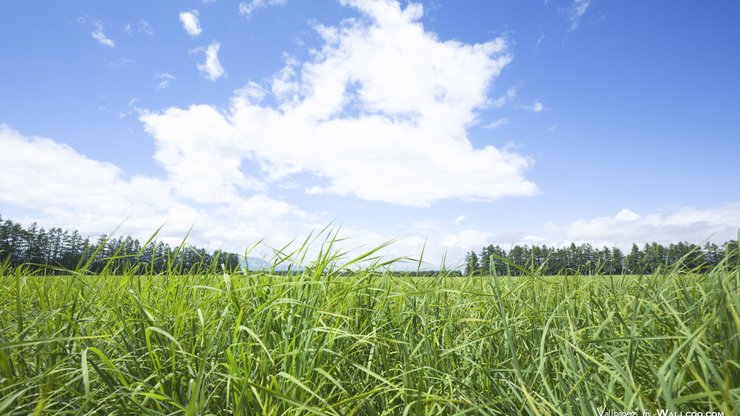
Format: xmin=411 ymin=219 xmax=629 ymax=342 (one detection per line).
xmin=0 ymin=229 xmax=738 ymax=415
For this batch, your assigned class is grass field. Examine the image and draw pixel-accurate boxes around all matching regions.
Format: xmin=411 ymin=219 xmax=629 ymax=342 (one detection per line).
xmin=1 ymin=248 xmax=738 ymax=415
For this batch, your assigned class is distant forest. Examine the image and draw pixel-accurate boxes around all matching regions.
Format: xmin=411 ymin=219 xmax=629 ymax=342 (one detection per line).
xmin=464 ymin=238 xmax=738 ymax=276
xmin=0 ymin=214 xmax=241 ymax=274
xmin=1 ymin=214 xmax=737 ymax=275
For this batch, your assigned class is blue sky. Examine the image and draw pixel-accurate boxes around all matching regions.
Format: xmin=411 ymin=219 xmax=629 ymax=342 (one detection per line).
xmin=1 ymin=0 xmax=739 ymax=267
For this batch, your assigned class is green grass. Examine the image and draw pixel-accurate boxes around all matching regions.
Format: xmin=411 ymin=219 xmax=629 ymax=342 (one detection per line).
xmin=0 ymin=238 xmax=738 ymax=415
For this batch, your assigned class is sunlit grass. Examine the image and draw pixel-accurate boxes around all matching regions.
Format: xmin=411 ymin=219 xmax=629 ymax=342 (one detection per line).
xmin=1 ymin=231 xmax=738 ymax=415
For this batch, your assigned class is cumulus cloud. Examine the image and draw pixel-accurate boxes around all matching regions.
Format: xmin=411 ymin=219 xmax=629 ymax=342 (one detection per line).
xmin=239 ymin=0 xmax=287 ymax=18
xmin=0 ymin=125 xmax=169 ymax=232
xmin=144 ymin=0 xmax=536 ymax=207
xmin=195 ymin=42 xmax=225 ymax=81
xmin=0 ymin=125 xmax=315 ymax=250
xmin=442 ymin=229 xmax=492 ymax=253
xmin=179 ymin=10 xmax=202 ymax=37
xmin=404 ymin=205 xmax=740 ymax=267
xmin=344 ymin=203 xmax=740 ymax=268
xmin=4 ymin=122 xmax=737 ymax=267
xmin=550 ymin=205 xmax=740 ymax=248
xmin=91 ymin=21 xmax=115 ymax=47
xmin=140 ymin=105 xmax=260 ymax=203
xmin=0 ymin=0 xmax=553 ymax=266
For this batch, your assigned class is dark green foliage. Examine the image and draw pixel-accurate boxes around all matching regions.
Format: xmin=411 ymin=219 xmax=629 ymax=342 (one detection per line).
xmin=0 ymin=214 xmax=241 ymax=275
xmin=463 ymin=250 xmax=479 ymax=275
xmin=470 ymin=240 xmax=734 ymax=276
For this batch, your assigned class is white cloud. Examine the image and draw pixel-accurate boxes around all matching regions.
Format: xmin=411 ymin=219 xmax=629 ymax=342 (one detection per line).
xmin=552 ymin=205 xmax=740 ymax=248
xmin=4 ymin=121 xmax=737 ymax=268
xmin=1 ymin=1 xmax=559 ymax=267
xmin=125 ymin=20 xmax=153 ymax=36
xmin=105 ymin=57 xmax=136 ymax=70
xmin=0 ymin=125 xmax=316 ymax=251
xmin=566 ymin=0 xmax=590 ymax=32
xmin=483 ymin=118 xmax=508 ymax=129
xmin=179 ymin=10 xmax=202 ymax=37
xmin=91 ymin=21 xmax=115 ymax=47
xmin=522 ymin=100 xmax=547 ymax=113
xmin=196 ymin=42 xmax=225 ymax=81
xmin=442 ymin=229 xmax=492 ymax=252
xmin=239 ymin=0 xmax=287 ymax=18
xmin=0 ymin=125 xmax=169 ymax=231
xmin=614 ymin=208 xmax=639 ymax=222
xmin=490 ymin=86 xmax=517 ymax=108
xmin=139 ymin=19 xmax=154 ymax=35
xmin=144 ymin=0 xmax=536 ymax=207
xmin=405 ymin=205 xmax=740 ymax=266
xmin=351 ymin=203 xmax=740 ymax=268
xmin=140 ymin=104 xmax=260 ymax=203
xmin=154 ymin=72 xmax=176 ymax=89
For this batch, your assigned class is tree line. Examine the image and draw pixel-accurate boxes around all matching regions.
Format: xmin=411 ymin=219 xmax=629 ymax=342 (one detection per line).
xmin=0 ymin=214 xmax=241 ymax=274
xmin=2 ymin=213 xmax=737 ymax=276
xmin=465 ymin=238 xmax=738 ymax=276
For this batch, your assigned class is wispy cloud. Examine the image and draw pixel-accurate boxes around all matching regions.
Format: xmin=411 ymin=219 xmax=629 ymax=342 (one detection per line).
xmin=179 ymin=10 xmax=202 ymax=37
xmin=91 ymin=21 xmax=115 ymax=47
xmin=105 ymin=57 xmax=136 ymax=70
xmin=196 ymin=42 xmax=224 ymax=81
xmin=123 ymin=19 xmax=153 ymax=36
xmin=490 ymin=86 xmax=517 ymax=108
xmin=154 ymin=72 xmax=176 ymax=89
xmin=483 ymin=118 xmax=509 ymax=129
xmin=139 ymin=19 xmax=153 ymax=35
xmin=238 ymin=0 xmax=287 ymax=18
xmin=566 ymin=0 xmax=590 ymax=32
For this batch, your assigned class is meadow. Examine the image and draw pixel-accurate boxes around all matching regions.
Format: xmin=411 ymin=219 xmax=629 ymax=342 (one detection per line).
xmin=0 ymin=241 xmax=738 ymax=415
